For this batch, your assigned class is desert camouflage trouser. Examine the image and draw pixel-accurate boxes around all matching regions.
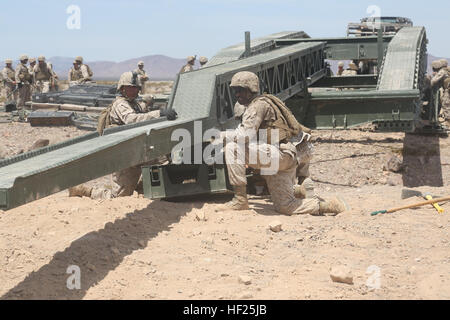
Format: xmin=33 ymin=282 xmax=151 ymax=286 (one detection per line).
xmin=441 ymin=90 xmax=450 ymax=120
xmin=35 ymin=80 xmax=51 ymax=93
xmin=2 ymin=83 xmax=17 ymax=101
xmin=90 ymin=156 xmax=168 ymax=200
xmin=225 ymin=141 xmax=320 ymax=215
xmin=91 ymin=165 xmax=142 ymax=200
xmin=296 ymin=140 xmax=313 ymax=183
xmin=17 ymin=84 xmax=31 ymax=109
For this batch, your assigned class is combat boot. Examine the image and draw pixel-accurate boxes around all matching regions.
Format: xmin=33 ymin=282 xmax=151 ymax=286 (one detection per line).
xmin=216 ymin=185 xmax=249 ymax=211
xmin=293 ymin=178 xmax=314 ymax=199
xmin=69 ymin=184 xmax=93 ymax=198
xmin=318 ymin=197 xmax=349 ymax=216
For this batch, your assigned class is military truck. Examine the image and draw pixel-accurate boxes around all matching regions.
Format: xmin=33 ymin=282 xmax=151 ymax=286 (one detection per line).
xmin=347 ymin=17 xmax=413 ymax=37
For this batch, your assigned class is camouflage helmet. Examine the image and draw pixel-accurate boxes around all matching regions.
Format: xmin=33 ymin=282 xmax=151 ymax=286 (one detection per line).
xmin=19 ymin=54 xmax=28 ymax=61
xmin=38 ymin=55 xmax=46 ymax=62
xmin=199 ymin=56 xmax=208 ymax=65
xmin=5 ymin=59 xmax=12 ymax=64
xmin=348 ymin=62 xmax=358 ymax=71
xmin=75 ymin=56 xmax=83 ymax=63
xmin=138 ymin=61 xmax=144 ymax=66
xmin=432 ymin=60 xmax=442 ymax=70
xmin=117 ymin=71 xmax=141 ymax=91
xmin=439 ymin=59 xmax=448 ymax=68
xmin=230 ymin=71 xmax=260 ymax=94
xmin=187 ymin=56 xmax=196 ymax=63
xmin=29 ymin=58 xmax=36 ymax=64
xmin=338 ymin=61 xmax=344 ymax=68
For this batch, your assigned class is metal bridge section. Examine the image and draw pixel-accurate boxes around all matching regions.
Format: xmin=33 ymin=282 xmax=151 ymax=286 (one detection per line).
xmin=0 ymin=39 xmax=326 ymax=210
xmin=279 ymin=27 xmax=432 ymax=132
xmin=275 ymin=35 xmax=393 ymax=61
xmin=207 ymin=31 xmax=310 ymax=67
xmin=377 ymin=27 xmax=428 ymax=91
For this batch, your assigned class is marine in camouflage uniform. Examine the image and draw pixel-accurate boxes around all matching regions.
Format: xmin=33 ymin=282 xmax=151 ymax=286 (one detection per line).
xmin=199 ymin=56 xmax=208 ymax=68
xmin=216 ymin=71 xmax=348 ymax=216
xmin=15 ymin=55 xmax=32 ymax=110
xmin=33 ymin=56 xmax=57 ymax=93
xmin=430 ymin=59 xmax=449 ymax=120
xmin=431 ymin=59 xmax=448 ymax=88
xmin=74 ymin=56 xmax=93 ymax=83
xmin=1 ymin=59 xmax=17 ymax=101
xmin=179 ymin=56 xmax=196 ymax=73
xmin=233 ymin=98 xmax=313 ymax=198
xmin=336 ymin=61 xmax=345 ymax=76
xmin=341 ymin=62 xmax=358 ymax=76
xmin=442 ymin=78 xmax=450 ymax=121
xmin=134 ymin=61 xmax=149 ymax=93
xmin=28 ymin=58 xmax=36 ymax=94
xmin=69 ymin=71 xmax=177 ymax=200
xmin=68 ymin=60 xmax=83 ymax=86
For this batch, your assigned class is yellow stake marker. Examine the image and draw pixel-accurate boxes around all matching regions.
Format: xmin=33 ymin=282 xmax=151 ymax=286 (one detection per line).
xmin=425 ymin=195 xmax=444 ymax=214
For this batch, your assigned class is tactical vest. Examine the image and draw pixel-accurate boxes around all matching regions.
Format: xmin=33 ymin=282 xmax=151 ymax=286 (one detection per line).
xmin=69 ymin=68 xmax=83 ymax=81
xmin=444 ymin=78 xmax=450 ymax=90
xmin=34 ymin=65 xmax=52 ymax=81
xmin=17 ymin=64 xmax=32 ymax=82
xmin=254 ymin=94 xmax=311 ymax=144
xmin=97 ymin=103 xmax=114 ymax=135
xmin=3 ymin=67 xmax=14 ymax=81
xmin=82 ymin=64 xmax=93 ymax=77
xmin=97 ymin=98 xmax=142 ymax=135
xmin=179 ymin=64 xmax=193 ymax=74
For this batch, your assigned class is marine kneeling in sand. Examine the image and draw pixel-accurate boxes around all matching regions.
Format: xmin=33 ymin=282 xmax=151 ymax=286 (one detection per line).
xmin=68 ymin=71 xmax=177 ymax=200
xmin=216 ymin=71 xmax=349 ymax=216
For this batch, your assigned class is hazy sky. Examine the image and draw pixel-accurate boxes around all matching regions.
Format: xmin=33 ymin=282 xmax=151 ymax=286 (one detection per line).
xmin=0 ymin=0 xmax=448 ymax=62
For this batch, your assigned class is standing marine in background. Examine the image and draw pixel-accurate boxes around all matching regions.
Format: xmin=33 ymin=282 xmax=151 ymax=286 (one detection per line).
xmin=336 ymin=61 xmax=345 ymax=76
xmin=341 ymin=62 xmax=358 ymax=76
xmin=15 ymin=55 xmax=32 ymax=113
xmin=134 ymin=61 xmax=149 ymax=93
xmin=28 ymin=58 xmax=36 ymax=94
xmin=1 ymin=59 xmax=16 ymax=101
xmin=33 ymin=56 xmax=58 ymax=93
xmin=430 ymin=59 xmax=449 ymax=122
xmin=199 ymin=56 xmax=208 ymax=68
xmin=180 ymin=56 xmax=196 ymax=73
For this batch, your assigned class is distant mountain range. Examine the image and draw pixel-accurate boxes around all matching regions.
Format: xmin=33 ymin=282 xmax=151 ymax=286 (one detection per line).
xmin=46 ymin=55 xmax=188 ymax=80
xmin=4 ymin=53 xmax=449 ymax=81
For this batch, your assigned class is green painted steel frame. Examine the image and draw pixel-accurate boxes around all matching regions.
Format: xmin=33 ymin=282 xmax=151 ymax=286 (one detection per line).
xmin=299 ymin=90 xmax=420 ymax=131
xmin=275 ymin=35 xmax=393 ymax=61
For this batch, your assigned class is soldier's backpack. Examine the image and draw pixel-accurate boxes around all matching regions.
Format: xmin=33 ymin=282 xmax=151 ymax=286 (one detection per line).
xmin=97 ymin=103 xmax=114 ymax=135
xmin=84 ymin=64 xmax=94 ymax=77
xmin=255 ymin=94 xmax=311 ymax=144
xmin=444 ymin=78 xmax=450 ymax=90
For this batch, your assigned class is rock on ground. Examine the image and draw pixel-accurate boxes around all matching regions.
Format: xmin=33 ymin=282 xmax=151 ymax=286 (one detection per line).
xmin=330 ymin=266 xmax=354 ymax=285
xmin=269 ymin=221 xmax=282 ymax=233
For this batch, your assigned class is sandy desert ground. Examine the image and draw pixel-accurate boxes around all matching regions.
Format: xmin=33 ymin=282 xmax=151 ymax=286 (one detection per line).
xmin=0 ymin=106 xmax=450 ymax=300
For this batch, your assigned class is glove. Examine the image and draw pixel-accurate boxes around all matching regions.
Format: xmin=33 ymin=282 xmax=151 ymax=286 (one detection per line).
xmin=160 ymin=108 xmax=178 ymax=121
